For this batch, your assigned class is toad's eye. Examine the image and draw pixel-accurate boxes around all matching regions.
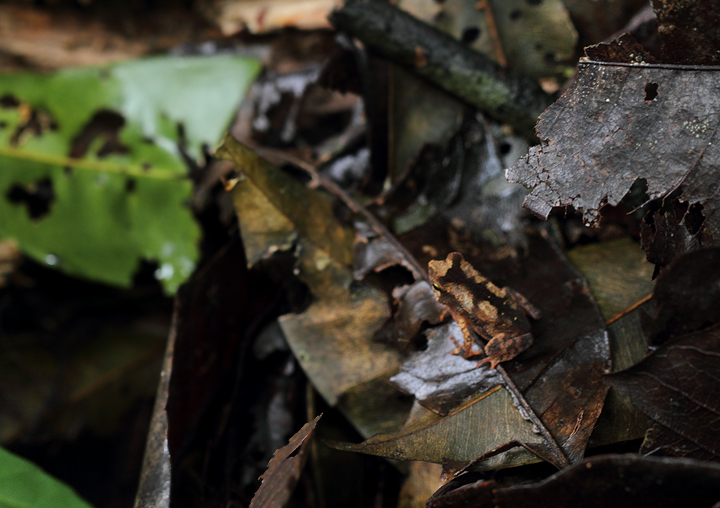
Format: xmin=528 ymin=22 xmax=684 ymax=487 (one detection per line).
xmin=431 ymin=282 xmax=441 ymax=291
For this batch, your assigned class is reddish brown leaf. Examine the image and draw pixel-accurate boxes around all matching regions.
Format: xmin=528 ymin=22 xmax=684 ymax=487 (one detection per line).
xmin=250 ymin=415 xmax=322 ymax=508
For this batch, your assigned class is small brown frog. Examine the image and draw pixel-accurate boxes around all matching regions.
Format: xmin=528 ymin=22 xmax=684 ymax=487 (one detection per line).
xmin=428 ymin=252 xmax=542 ymax=369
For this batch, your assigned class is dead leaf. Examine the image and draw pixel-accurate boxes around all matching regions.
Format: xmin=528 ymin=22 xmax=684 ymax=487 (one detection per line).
xmin=506 ymin=59 xmax=720 ymax=229
xmin=390 ymin=323 xmax=503 ymax=415
xmin=279 ymin=240 xmax=401 ymax=406
xmin=331 ymin=387 xmax=543 ymax=470
xmin=353 ymin=228 xmax=423 ymax=280
xmin=399 ymin=0 xmax=577 ymax=78
xmin=374 ymin=281 xmax=447 ymax=345
xmin=608 ymin=324 xmax=720 ymax=461
xmin=566 ymin=237 xmax=655 ymax=321
xmin=641 ymin=247 xmax=720 ymax=345
xmin=250 ymin=415 xmax=322 ymax=508
xmin=429 ymin=454 xmax=720 ymax=508
xmin=217 ymin=134 xmax=355 ymax=267
xmin=652 ymin=0 xmax=720 ymax=65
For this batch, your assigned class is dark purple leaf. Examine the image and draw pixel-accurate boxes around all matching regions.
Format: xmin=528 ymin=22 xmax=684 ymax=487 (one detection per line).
xmin=608 ymin=324 xmax=720 ymax=461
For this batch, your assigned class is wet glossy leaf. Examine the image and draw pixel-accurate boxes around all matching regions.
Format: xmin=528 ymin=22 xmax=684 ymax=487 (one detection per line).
xmin=0 ymin=55 xmax=260 ymax=292
xmin=430 ymin=454 xmax=720 ymax=508
xmin=390 ymin=322 xmax=503 ymax=415
xmin=0 ymin=447 xmax=94 ymax=508
xmin=608 ymin=325 xmax=720 ymax=461
xmin=250 ymin=415 xmax=322 ymax=508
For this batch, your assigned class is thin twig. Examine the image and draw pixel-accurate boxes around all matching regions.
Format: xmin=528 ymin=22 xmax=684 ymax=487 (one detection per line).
xmin=476 ymin=0 xmax=507 ymax=67
xmin=605 ymin=294 xmax=653 ymax=325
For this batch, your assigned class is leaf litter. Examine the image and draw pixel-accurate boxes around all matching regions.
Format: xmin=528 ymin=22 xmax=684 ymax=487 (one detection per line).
xmin=145 ymin=1 xmax=720 ymax=505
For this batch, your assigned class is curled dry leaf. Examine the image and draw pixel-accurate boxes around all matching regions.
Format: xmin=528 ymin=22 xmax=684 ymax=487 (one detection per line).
xmin=354 ymin=231 xmax=424 ymax=281
xmin=429 ymin=454 xmax=720 ymax=508
xmin=374 ymin=281 xmax=447 ymax=345
xmin=608 ymin=324 xmax=720 ymax=461
xmin=249 ymin=415 xmax=322 ymax=508
xmin=390 ymin=322 xmax=503 ymax=415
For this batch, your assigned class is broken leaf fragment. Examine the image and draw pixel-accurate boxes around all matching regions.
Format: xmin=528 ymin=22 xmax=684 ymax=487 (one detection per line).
xmin=250 ymin=415 xmax=322 ymax=508
xmin=507 ymin=60 xmax=720 ymax=235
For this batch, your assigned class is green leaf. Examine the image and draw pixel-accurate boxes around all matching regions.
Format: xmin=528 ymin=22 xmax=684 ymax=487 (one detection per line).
xmin=0 ymin=447 xmax=94 ymax=508
xmin=0 ymin=55 xmax=261 ymax=293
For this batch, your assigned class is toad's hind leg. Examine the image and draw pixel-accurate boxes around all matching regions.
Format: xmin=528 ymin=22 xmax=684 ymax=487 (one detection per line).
xmin=477 ymin=332 xmax=534 ymax=369
xmin=450 ymin=313 xmax=483 ymax=359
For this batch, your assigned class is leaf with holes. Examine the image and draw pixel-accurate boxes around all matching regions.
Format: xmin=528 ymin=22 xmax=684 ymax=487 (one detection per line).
xmin=0 ymin=55 xmax=260 ymax=292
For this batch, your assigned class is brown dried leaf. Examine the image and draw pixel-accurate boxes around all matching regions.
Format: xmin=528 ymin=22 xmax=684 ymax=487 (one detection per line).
xmin=506 ymin=61 xmax=720 ymax=229
xmin=280 ymin=240 xmax=401 ymax=406
xmin=608 ymin=325 xmax=720 ymax=461
xmin=250 ymin=415 xmax=322 ymax=508
xmin=429 ymin=454 xmax=720 ymax=508
xmin=331 ymin=387 xmax=543 ymax=470
xmin=217 ymin=134 xmax=354 ymax=267
xmin=566 ymin=237 xmax=655 ymax=321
